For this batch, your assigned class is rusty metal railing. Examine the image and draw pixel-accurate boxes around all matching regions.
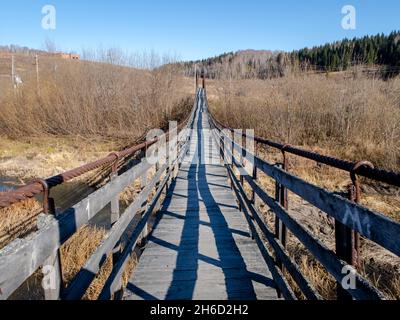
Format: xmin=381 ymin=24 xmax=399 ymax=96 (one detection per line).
xmin=0 ymin=110 xmax=193 ymax=210
xmin=209 ymin=116 xmax=400 ymax=188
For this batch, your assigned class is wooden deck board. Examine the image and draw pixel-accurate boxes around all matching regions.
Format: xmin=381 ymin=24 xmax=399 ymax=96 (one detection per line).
xmin=124 ymin=92 xmax=278 ymax=300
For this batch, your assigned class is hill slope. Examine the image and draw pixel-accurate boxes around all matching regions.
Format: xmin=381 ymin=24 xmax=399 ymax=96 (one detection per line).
xmin=176 ymin=31 xmax=400 ymax=79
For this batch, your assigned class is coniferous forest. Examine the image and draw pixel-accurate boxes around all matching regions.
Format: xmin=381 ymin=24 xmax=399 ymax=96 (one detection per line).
xmin=292 ymin=31 xmax=400 ymax=71
xmin=181 ymin=31 xmax=400 ymax=79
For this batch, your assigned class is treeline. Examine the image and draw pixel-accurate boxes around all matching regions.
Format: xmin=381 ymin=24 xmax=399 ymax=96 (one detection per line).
xmin=178 ymin=49 xmax=284 ymax=80
xmin=178 ymin=31 xmax=400 ymax=79
xmin=291 ymin=31 xmax=400 ymax=72
xmin=0 ymin=45 xmax=47 ymax=56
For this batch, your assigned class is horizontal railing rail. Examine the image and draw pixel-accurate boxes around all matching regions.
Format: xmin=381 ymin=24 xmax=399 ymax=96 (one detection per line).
xmin=210 ymin=116 xmax=400 ymax=188
xmin=0 ymin=105 xmax=194 ymax=209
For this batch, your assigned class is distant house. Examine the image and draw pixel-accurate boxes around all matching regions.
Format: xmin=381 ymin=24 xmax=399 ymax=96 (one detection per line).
xmin=52 ymin=53 xmax=80 ymax=60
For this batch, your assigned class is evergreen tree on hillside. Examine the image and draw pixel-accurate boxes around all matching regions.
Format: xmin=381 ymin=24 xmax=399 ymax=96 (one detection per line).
xmin=292 ymin=31 xmax=400 ymax=72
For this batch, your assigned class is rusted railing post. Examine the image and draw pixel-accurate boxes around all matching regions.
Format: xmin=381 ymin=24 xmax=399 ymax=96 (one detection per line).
xmin=274 ymin=147 xmax=289 ymax=299
xmin=274 ymin=163 xmax=288 ymax=253
xmin=251 ymin=142 xmax=260 ymax=210
xmin=275 ymin=148 xmax=289 ymax=248
xmin=36 ymin=180 xmax=63 ymax=300
xmin=350 ymin=161 xmax=374 ymax=265
xmin=274 ymin=163 xmax=284 ymax=299
xmin=335 ymin=160 xmax=374 ymax=300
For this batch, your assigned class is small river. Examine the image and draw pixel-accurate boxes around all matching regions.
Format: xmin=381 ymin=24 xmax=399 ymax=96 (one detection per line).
xmin=0 ymin=177 xmax=19 ymax=192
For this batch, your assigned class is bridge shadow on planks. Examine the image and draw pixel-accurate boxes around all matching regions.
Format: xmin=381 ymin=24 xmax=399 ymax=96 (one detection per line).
xmin=126 ymin=108 xmax=276 ymax=300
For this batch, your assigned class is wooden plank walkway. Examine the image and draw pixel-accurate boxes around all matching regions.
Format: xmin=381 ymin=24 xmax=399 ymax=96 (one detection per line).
xmin=124 ymin=90 xmax=278 ymax=300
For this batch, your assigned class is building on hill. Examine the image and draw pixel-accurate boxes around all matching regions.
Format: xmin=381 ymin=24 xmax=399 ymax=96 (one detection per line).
xmin=52 ymin=53 xmax=80 ymax=60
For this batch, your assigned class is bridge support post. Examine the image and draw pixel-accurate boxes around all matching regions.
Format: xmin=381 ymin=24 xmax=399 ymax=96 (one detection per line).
xmin=280 ymin=152 xmax=288 ymax=247
xmin=109 ymin=156 xmax=122 ymax=277
xmin=37 ymin=181 xmax=63 ymax=300
xmin=110 ymin=171 xmax=120 ymax=225
xmin=237 ymin=130 xmax=244 ymax=212
xmin=335 ymin=161 xmax=374 ymax=300
xmin=165 ymin=143 xmax=171 ymax=191
xmin=108 ymin=152 xmax=121 ymax=226
xmin=230 ymin=130 xmax=235 ymax=190
xmin=275 ymin=164 xmax=288 ymax=249
xmin=42 ymin=248 xmax=63 ymax=300
xmin=219 ymin=134 xmax=225 ymax=164
xmin=335 ymin=218 xmax=355 ymax=300
xmin=140 ymin=156 xmax=149 ymax=242
xmin=251 ymin=142 xmax=260 ymax=211
xmin=154 ymin=142 xmax=164 ymax=212
xmin=274 ymin=161 xmax=288 ymax=298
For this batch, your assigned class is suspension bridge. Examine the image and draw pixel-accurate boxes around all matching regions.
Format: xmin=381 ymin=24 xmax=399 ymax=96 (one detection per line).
xmin=0 ymin=81 xmax=399 ymax=300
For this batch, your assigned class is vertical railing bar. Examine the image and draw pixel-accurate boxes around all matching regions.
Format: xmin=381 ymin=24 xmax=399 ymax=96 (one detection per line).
xmin=36 ymin=179 xmax=64 ymax=301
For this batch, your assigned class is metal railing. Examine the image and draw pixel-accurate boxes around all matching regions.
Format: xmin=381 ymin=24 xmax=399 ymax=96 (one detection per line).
xmin=207 ymin=94 xmax=400 ymax=300
xmin=0 ymin=110 xmax=194 ymax=210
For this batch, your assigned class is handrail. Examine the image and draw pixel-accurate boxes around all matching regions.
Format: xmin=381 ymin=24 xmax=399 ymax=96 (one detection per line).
xmin=209 ymin=114 xmax=400 ymax=188
xmin=0 ymin=102 xmax=195 ymax=209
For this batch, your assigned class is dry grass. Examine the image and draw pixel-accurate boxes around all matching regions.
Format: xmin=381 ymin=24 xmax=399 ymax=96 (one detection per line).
xmin=0 ymin=55 xmax=193 ymax=140
xmin=0 ymin=136 xmax=119 ymax=180
xmin=286 ymin=244 xmax=337 ymax=300
xmin=209 ymin=74 xmax=400 ymax=171
xmin=0 ymin=199 xmax=42 ymax=249
xmin=60 ymin=225 xmax=137 ymax=300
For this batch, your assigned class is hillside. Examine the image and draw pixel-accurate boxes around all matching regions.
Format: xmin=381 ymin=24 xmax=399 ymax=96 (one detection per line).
xmin=176 ymin=31 xmax=400 ymax=80
xmin=0 ymin=48 xmax=193 ymax=140
xmin=178 ymin=49 xmax=281 ymax=79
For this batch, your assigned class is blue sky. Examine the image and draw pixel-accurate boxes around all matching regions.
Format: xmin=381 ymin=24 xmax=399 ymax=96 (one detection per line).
xmin=0 ymin=0 xmax=399 ymax=60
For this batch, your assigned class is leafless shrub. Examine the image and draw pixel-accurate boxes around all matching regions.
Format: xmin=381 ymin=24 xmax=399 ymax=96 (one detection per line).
xmin=0 ymin=51 xmax=192 ymax=142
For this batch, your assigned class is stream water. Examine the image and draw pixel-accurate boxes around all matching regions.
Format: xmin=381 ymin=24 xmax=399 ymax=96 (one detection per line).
xmin=0 ymin=177 xmax=19 ymax=192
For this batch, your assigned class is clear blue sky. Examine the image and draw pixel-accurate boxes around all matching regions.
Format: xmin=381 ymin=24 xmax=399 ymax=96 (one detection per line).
xmin=0 ymin=0 xmax=399 ymax=61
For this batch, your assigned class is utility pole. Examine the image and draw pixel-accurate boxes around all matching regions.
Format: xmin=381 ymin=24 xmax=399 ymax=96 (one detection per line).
xmin=35 ymin=55 xmax=40 ymax=95
xmin=11 ymin=55 xmax=15 ymax=88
